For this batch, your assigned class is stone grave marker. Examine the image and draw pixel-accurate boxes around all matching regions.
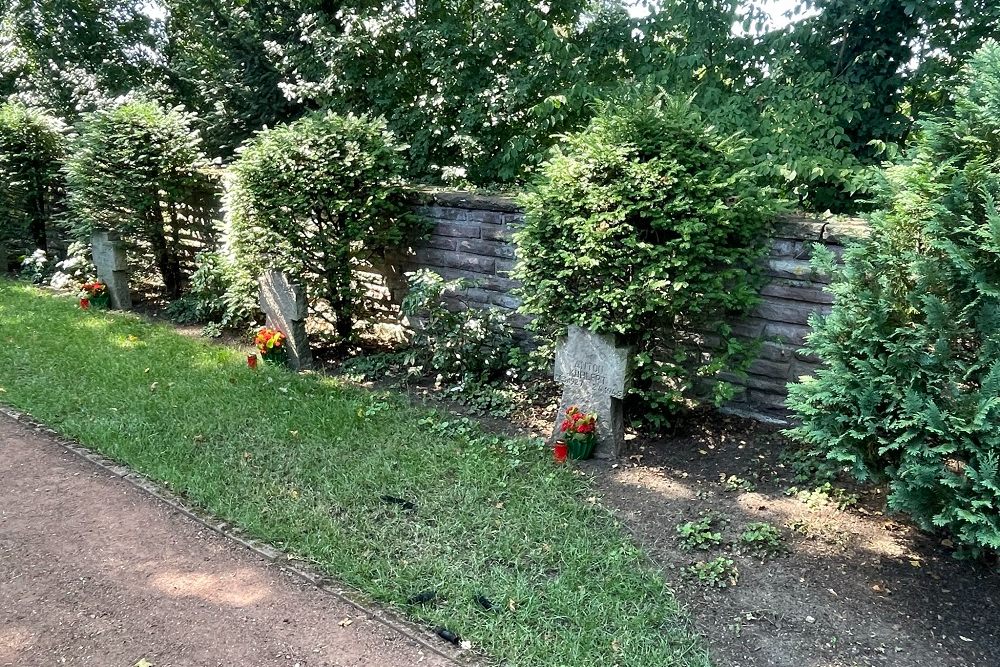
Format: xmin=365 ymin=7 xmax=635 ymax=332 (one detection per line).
xmin=259 ymin=270 xmax=313 ymax=371
xmin=90 ymin=230 xmax=132 ymax=310
xmin=553 ymin=325 xmax=632 ymax=458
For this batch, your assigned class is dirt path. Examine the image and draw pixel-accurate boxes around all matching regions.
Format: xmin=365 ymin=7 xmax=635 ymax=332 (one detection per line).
xmin=0 ymin=416 xmax=454 ymax=667
xmin=590 ymin=412 xmax=1000 ymax=667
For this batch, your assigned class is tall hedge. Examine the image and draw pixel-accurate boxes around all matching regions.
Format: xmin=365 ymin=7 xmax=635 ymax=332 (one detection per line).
xmin=513 ymin=95 xmax=779 ymax=426
xmin=65 ymin=100 xmax=208 ymax=298
xmin=0 ymin=102 xmax=65 ymax=264
xmin=786 ymin=43 xmax=1000 ymax=555
xmin=229 ymin=111 xmax=426 ymax=343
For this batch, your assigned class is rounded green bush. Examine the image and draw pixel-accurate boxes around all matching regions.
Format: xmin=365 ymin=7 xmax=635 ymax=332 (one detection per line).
xmin=0 ymin=102 xmax=65 ymax=264
xmin=229 ymin=111 xmax=426 ymax=343
xmin=513 ymin=94 xmax=779 ymax=426
xmin=64 ymin=99 xmax=209 ymax=298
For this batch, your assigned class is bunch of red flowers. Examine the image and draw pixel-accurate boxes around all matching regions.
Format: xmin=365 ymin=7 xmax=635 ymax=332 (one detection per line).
xmin=255 ymin=327 xmax=286 ymax=355
xmin=560 ymin=406 xmax=597 ymax=439
xmin=79 ymin=281 xmax=106 ymax=297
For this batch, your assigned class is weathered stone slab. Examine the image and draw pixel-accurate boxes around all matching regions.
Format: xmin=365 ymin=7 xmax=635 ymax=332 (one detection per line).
xmin=258 ymin=270 xmax=313 ymax=371
xmin=433 ymin=221 xmax=481 ymax=238
xmin=413 ymin=189 xmax=521 ymax=214
xmin=747 ymin=357 xmax=792 ymax=380
xmin=757 ymin=341 xmax=796 ymax=362
xmin=414 ymin=205 xmax=468 ymax=221
xmin=426 ymin=236 xmax=459 ymax=251
xmin=413 ymin=248 xmax=496 ymax=273
xmin=480 ymin=225 xmax=512 ymax=242
xmin=763 ymin=321 xmax=813 ymax=347
xmin=494 ymin=259 xmax=516 ymax=275
xmin=753 ymin=295 xmax=821 ymax=326
xmin=760 ymin=283 xmax=835 ymax=305
xmin=90 ymin=231 xmax=132 ymax=310
xmin=468 ymin=210 xmax=505 ymax=225
xmin=765 ymin=258 xmax=826 ymax=282
xmin=456 ymin=239 xmax=503 ymax=256
xmin=553 ymin=325 xmax=632 ymax=458
xmin=490 ymin=293 xmax=521 ymax=310
xmin=744 ymin=373 xmax=792 ymax=394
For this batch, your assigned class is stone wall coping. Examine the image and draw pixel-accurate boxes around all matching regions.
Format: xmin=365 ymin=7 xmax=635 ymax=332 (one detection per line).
xmin=774 ymin=213 xmax=869 ymax=244
xmin=408 ymin=187 xmax=521 ymax=213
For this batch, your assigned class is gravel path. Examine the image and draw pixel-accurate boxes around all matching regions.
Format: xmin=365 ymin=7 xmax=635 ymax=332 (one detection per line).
xmin=0 ymin=415 xmax=455 ymax=667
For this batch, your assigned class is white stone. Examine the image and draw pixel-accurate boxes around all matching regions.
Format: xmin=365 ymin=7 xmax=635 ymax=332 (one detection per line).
xmin=553 ymin=325 xmax=632 ymax=458
xmin=258 ymin=270 xmax=313 ymax=371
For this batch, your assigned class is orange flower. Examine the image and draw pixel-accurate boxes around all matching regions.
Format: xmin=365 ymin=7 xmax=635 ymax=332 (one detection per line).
xmin=255 ymin=327 xmax=287 ymax=354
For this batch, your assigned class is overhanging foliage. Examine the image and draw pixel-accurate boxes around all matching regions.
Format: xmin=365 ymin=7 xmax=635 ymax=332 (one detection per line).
xmin=787 ymin=42 xmax=1000 ymax=556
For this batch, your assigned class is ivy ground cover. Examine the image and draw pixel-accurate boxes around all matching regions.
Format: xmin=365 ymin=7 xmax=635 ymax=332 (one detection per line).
xmin=0 ymin=280 xmax=708 ymax=667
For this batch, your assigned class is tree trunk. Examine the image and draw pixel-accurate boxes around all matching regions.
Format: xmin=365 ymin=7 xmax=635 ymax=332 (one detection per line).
xmin=29 ymin=176 xmax=47 ymax=251
xmin=325 ymin=243 xmax=354 ymax=347
xmin=166 ymin=198 xmax=185 ymax=293
xmin=147 ymin=204 xmax=181 ymax=299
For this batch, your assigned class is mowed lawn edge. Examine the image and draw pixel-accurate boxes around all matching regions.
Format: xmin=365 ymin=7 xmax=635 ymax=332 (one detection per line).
xmin=0 ymin=280 xmax=710 ymax=667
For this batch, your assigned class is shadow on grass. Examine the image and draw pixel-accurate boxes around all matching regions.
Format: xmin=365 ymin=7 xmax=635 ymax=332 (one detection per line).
xmin=0 ymin=279 xmax=710 ymax=667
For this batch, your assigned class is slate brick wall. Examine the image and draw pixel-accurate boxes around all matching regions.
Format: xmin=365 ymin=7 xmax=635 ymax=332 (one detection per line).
xmin=359 ymin=191 xmax=529 ymax=338
xmin=371 ymin=190 xmax=866 ymax=421
xmin=723 ymin=216 xmax=867 ymax=420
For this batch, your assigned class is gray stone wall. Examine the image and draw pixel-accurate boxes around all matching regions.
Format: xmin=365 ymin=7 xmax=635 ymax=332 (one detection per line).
xmin=366 ymin=191 xmax=866 ymax=421
xmin=406 ymin=192 xmax=524 ymax=320
xmin=358 ymin=191 xmax=529 ymax=339
xmin=723 ymin=216 xmax=867 ymax=420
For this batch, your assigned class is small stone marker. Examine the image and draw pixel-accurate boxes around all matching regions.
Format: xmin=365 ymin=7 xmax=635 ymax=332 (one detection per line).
xmin=258 ymin=270 xmax=313 ymax=371
xmin=553 ymin=325 xmax=631 ymax=458
xmin=90 ymin=230 xmax=132 ymax=310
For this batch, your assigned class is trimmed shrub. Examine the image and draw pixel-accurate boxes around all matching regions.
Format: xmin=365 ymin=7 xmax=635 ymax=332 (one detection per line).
xmin=164 ymin=251 xmax=255 ymax=330
xmin=786 ymin=43 xmax=1000 ymax=556
xmin=64 ymin=99 xmax=209 ymax=298
xmin=400 ymin=270 xmax=515 ymax=383
xmin=513 ymin=95 xmax=779 ymax=426
xmin=0 ymin=102 xmax=65 ymax=267
xmin=229 ymin=111 xmax=427 ymax=344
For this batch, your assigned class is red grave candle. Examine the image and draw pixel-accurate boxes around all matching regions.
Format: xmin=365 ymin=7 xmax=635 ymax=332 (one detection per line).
xmin=247 ymin=353 xmax=258 ymax=369
xmin=554 ymin=440 xmax=568 ymax=463
xmin=79 ymin=298 xmax=90 ymax=310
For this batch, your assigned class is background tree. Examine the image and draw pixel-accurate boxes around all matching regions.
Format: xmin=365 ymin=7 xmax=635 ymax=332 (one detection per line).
xmin=270 ymin=0 xmax=643 ymax=183
xmin=160 ymin=0 xmax=306 ymax=157
xmin=7 ymin=0 xmax=998 ymax=211
xmin=0 ymin=0 xmax=160 ymax=116
xmin=786 ymin=43 xmax=1000 ymax=555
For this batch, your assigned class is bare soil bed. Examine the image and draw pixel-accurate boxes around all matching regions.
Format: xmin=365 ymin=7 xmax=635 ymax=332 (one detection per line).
xmin=585 ymin=412 xmax=1000 ymax=667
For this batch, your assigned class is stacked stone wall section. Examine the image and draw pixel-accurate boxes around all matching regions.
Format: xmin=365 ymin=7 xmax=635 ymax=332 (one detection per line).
xmin=362 ymin=191 xmax=864 ymax=421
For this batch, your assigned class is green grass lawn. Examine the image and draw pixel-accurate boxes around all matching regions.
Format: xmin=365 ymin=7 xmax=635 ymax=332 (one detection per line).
xmin=0 ymin=280 xmax=709 ymax=667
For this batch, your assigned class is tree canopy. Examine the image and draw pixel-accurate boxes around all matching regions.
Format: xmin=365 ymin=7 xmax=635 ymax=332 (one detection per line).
xmin=1 ymin=0 xmax=160 ymax=115
xmin=3 ymin=0 xmax=998 ymax=210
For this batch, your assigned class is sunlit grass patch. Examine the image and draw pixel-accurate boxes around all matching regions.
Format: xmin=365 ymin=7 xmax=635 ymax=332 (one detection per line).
xmin=0 ymin=279 xmax=708 ymax=667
